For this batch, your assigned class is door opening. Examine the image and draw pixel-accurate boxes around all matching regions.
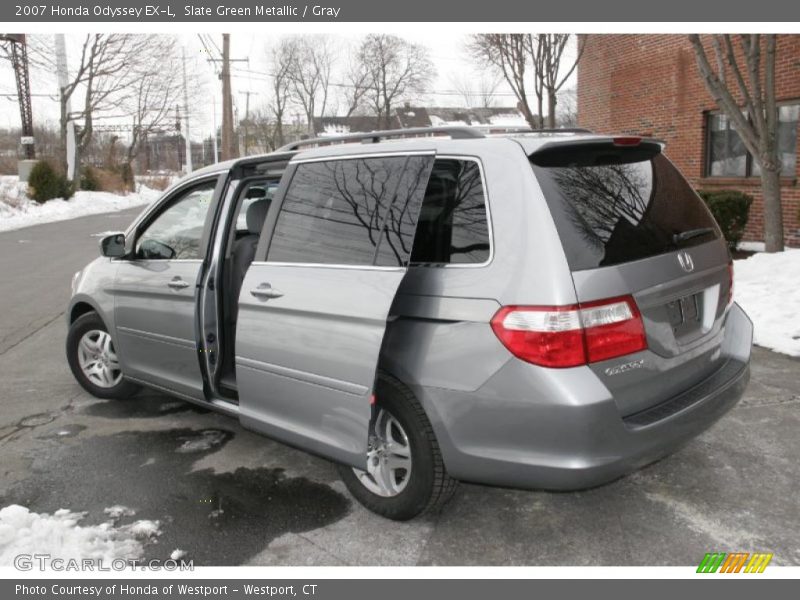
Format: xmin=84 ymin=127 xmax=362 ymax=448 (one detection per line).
xmin=213 ymin=178 xmax=281 ymax=400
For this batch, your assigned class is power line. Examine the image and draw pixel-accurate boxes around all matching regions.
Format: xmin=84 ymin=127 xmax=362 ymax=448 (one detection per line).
xmin=226 ymin=67 xmax=523 ymax=98
xmin=204 ymin=33 xmax=222 ymax=57
xmin=1 ymin=93 xmax=58 ymax=100
xmin=197 ymin=34 xmax=219 ymax=73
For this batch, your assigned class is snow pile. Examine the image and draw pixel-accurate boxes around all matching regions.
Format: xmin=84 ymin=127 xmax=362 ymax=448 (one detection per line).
xmin=738 ymin=241 xmax=791 ymax=252
xmin=487 ymin=113 xmax=529 ymax=127
xmin=125 ymin=520 xmax=161 ymax=539
xmin=103 ymin=505 xmax=136 ymax=519
xmin=320 ymin=124 xmax=352 ymax=137
xmin=176 ymin=429 xmax=228 ymax=453
xmin=734 ymin=249 xmax=800 ymax=357
xmin=0 ymin=504 xmax=160 ymax=566
xmin=0 ymin=176 xmax=161 ymax=233
xmin=170 ymin=549 xmax=187 ymax=560
xmin=428 ymin=115 xmax=468 ymax=127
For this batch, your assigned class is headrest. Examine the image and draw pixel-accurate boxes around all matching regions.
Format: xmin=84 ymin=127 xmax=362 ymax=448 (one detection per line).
xmin=246 ymin=199 xmax=270 ymax=235
xmin=246 ymin=186 xmax=267 ymax=199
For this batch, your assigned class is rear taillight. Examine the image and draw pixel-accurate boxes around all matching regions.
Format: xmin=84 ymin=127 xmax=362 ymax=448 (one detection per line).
xmin=727 ymin=262 xmax=734 ymax=305
xmin=490 ymin=295 xmax=647 ymax=368
xmin=612 ymin=136 xmax=642 ymax=146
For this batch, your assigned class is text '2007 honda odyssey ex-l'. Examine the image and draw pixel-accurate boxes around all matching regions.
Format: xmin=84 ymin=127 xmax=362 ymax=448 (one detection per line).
xmin=66 ymin=127 xmax=753 ymax=520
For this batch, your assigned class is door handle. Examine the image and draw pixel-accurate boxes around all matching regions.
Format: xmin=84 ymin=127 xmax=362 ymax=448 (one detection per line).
xmin=167 ymin=277 xmax=190 ymax=290
xmin=250 ymin=283 xmax=284 ymax=299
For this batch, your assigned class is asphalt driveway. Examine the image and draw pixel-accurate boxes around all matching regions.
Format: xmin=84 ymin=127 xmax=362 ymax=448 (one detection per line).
xmin=0 ymin=210 xmax=798 ymax=566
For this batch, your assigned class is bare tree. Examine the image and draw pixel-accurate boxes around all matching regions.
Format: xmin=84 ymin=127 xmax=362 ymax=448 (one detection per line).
xmin=449 ymin=71 xmax=503 ymax=108
xmin=358 ymin=35 xmax=435 ymax=129
xmin=556 ymin=87 xmax=579 ymax=127
xmin=534 ymin=34 xmax=585 ymax=128
xmin=469 ymin=34 xmax=541 ymax=128
xmin=284 ymin=36 xmax=335 ymax=135
xmin=44 ymin=34 xmax=150 ymax=176
xmin=121 ymin=36 xmax=184 ymax=183
xmin=469 ymin=33 xmax=584 ymax=128
xmin=267 ymin=39 xmax=295 ymax=147
xmin=246 ymin=107 xmax=296 ymax=152
xmin=689 ymin=34 xmax=784 ymax=252
xmin=341 ymin=48 xmax=371 ymax=117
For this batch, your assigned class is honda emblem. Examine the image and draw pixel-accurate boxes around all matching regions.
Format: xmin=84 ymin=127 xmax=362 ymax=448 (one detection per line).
xmin=677 ymin=251 xmax=695 ymax=272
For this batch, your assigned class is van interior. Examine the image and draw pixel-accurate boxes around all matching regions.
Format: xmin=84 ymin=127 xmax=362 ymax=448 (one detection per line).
xmin=216 ymin=176 xmax=282 ymax=400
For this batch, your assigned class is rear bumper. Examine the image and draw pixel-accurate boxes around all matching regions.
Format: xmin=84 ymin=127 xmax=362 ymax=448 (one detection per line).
xmin=419 ymin=303 xmax=753 ymax=490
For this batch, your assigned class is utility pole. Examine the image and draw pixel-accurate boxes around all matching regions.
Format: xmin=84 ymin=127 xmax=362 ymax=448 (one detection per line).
xmin=212 ymin=95 xmax=219 ymax=163
xmin=202 ymin=33 xmax=246 ymax=162
xmin=240 ymin=90 xmax=251 ymax=155
xmin=181 ymin=46 xmax=193 ymax=173
xmin=175 ymin=104 xmax=183 ymax=169
xmin=220 ymin=33 xmax=237 ymax=161
xmin=55 ymin=33 xmax=77 ymax=181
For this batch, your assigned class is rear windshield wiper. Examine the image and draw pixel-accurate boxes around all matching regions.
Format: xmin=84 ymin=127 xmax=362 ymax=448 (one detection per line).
xmin=672 ymin=227 xmax=716 ymax=245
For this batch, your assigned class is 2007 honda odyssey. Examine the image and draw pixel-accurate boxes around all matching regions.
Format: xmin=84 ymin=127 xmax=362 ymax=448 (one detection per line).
xmin=66 ymin=127 xmax=752 ymax=520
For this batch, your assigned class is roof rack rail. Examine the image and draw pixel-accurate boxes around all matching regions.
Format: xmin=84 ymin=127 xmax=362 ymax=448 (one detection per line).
xmin=474 ymin=125 xmax=533 ymax=133
xmin=275 ymin=126 xmax=485 ymax=152
xmin=475 ymin=126 xmax=593 ymax=135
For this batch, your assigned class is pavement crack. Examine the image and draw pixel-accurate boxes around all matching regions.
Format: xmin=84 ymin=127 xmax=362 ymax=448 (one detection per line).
xmin=413 ymin=512 xmax=444 ymax=566
xmin=0 ymin=311 xmax=64 ymax=357
xmin=295 ymin=532 xmax=353 ymax=566
xmin=738 ymin=394 xmax=800 ymax=408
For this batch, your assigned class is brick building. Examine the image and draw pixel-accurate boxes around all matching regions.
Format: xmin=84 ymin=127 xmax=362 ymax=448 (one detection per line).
xmin=577 ymin=34 xmax=800 ymax=247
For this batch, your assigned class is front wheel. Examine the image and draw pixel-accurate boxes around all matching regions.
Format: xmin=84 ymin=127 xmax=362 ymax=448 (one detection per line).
xmin=66 ymin=312 xmax=139 ymax=400
xmin=337 ymin=374 xmax=457 ymax=520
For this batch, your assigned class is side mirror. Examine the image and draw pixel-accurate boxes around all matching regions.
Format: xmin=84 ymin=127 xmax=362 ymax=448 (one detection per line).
xmin=100 ymin=233 xmax=127 ymax=258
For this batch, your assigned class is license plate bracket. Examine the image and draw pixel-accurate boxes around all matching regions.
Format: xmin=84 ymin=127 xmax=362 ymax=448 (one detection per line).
xmin=667 ymin=293 xmax=701 ymax=333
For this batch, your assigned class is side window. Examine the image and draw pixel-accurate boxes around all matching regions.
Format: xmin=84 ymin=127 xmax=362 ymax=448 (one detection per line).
xmin=374 ymin=155 xmax=435 ymax=267
xmin=136 ymin=180 xmax=216 ymax=260
xmin=267 ymin=157 xmax=410 ymax=265
xmin=410 ymin=159 xmax=491 ymax=265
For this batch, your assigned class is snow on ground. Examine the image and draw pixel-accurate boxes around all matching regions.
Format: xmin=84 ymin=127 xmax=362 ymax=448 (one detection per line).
xmin=738 ymin=241 xmax=792 ymax=252
xmin=176 ymin=429 xmax=228 ymax=453
xmin=734 ymin=249 xmax=800 ymax=357
xmin=103 ymin=505 xmax=136 ymax=519
xmin=0 ymin=176 xmax=162 ymax=233
xmin=487 ymin=113 xmax=530 ymax=127
xmin=170 ymin=549 xmax=187 ymax=560
xmin=0 ymin=504 xmax=160 ymax=566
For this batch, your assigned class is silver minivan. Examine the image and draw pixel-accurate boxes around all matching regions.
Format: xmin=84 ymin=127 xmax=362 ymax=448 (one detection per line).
xmin=66 ymin=127 xmax=752 ymax=520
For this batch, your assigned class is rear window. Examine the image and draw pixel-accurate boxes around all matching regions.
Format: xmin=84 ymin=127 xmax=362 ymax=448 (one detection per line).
xmin=532 ymin=150 xmax=721 ymax=271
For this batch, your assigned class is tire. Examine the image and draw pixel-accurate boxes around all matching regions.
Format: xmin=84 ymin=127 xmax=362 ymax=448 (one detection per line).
xmin=66 ymin=312 xmax=139 ymax=400
xmin=337 ymin=373 xmax=458 ymax=520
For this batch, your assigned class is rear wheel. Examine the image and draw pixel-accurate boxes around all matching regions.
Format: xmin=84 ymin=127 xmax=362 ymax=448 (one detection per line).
xmin=66 ymin=312 xmax=139 ymax=399
xmin=337 ymin=374 xmax=457 ymax=520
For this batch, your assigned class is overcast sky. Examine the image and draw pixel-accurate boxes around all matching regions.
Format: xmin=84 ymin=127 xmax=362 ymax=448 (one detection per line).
xmin=0 ymin=33 xmax=577 ymax=142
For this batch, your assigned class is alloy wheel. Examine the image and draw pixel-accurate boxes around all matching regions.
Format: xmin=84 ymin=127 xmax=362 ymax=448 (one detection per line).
xmin=353 ymin=408 xmax=413 ymax=497
xmin=77 ymin=329 xmax=123 ymax=389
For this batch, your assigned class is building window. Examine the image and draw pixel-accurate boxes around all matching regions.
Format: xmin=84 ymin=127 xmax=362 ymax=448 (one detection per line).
xmin=707 ymin=112 xmax=747 ymax=176
xmin=706 ymin=104 xmax=799 ymax=177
